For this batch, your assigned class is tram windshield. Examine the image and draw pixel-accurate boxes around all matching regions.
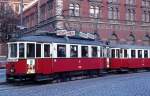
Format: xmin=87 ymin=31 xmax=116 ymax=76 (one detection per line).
xmin=10 ymin=43 xmax=17 ymax=58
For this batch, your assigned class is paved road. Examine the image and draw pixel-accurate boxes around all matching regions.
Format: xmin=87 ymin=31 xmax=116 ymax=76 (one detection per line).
xmin=0 ymin=69 xmax=5 ymax=82
xmin=0 ymin=72 xmax=150 ymax=96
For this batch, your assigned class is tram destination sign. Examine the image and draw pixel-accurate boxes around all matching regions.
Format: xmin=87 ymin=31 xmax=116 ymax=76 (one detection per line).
xmin=56 ymin=30 xmax=96 ymax=39
xmin=56 ymin=30 xmax=75 ymax=36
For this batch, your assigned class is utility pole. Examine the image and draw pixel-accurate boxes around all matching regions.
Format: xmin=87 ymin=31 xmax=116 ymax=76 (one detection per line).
xmin=20 ymin=0 xmax=23 ymax=26
xmin=36 ymin=0 xmax=41 ymax=34
xmin=38 ymin=0 xmax=40 ymax=26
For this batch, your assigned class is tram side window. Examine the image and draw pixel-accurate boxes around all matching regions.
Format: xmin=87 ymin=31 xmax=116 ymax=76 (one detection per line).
xmin=44 ymin=44 xmax=50 ymax=57
xmin=116 ymin=49 xmax=120 ymax=58
xmin=36 ymin=44 xmax=41 ymax=57
xmin=70 ymin=45 xmax=78 ymax=57
xmin=131 ymin=50 xmax=136 ymax=58
xmin=81 ymin=46 xmax=88 ymax=57
xmin=57 ymin=45 xmax=66 ymax=57
xmin=27 ymin=43 xmax=35 ymax=58
xmin=19 ymin=43 xmax=24 ymax=58
xmin=92 ymin=46 xmax=98 ymax=57
xmin=138 ymin=50 xmax=142 ymax=58
xmin=10 ymin=44 xmax=17 ymax=58
xmin=144 ymin=50 xmax=148 ymax=58
xmin=124 ymin=49 xmax=128 ymax=58
xmin=111 ymin=49 xmax=115 ymax=58
xmin=100 ymin=47 xmax=103 ymax=57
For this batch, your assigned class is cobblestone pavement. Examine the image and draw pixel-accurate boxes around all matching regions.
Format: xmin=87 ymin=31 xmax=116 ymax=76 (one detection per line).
xmin=0 ymin=72 xmax=150 ymax=96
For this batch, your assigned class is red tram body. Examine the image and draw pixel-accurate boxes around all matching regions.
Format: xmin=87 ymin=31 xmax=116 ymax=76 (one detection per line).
xmin=6 ymin=35 xmax=150 ymax=82
xmin=6 ymin=35 xmax=107 ymax=81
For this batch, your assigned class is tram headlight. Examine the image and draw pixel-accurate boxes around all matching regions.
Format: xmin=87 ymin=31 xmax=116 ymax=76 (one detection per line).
xmin=10 ymin=68 xmax=15 ymax=73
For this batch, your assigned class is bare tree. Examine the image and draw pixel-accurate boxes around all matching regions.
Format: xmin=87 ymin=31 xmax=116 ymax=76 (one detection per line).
xmin=0 ymin=4 xmax=19 ymax=42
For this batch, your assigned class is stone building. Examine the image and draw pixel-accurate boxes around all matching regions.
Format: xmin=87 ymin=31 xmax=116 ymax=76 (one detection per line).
xmin=22 ymin=0 xmax=150 ymax=46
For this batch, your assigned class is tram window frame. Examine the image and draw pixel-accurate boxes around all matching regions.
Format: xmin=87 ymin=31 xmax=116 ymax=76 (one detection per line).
xmin=70 ymin=45 xmax=78 ymax=58
xmin=27 ymin=43 xmax=35 ymax=58
xmin=91 ymin=46 xmax=98 ymax=57
xmin=144 ymin=50 xmax=148 ymax=58
xmin=100 ymin=47 xmax=103 ymax=57
xmin=116 ymin=49 xmax=120 ymax=58
xmin=138 ymin=50 xmax=142 ymax=58
xmin=57 ymin=44 xmax=66 ymax=58
xmin=131 ymin=50 xmax=136 ymax=58
xmin=111 ymin=49 xmax=115 ymax=58
xmin=10 ymin=43 xmax=17 ymax=58
xmin=124 ymin=49 xmax=128 ymax=58
xmin=19 ymin=43 xmax=25 ymax=58
xmin=44 ymin=44 xmax=50 ymax=57
xmin=81 ymin=46 xmax=89 ymax=58
xmin=36 ymin=44 xmax=41 ymax=58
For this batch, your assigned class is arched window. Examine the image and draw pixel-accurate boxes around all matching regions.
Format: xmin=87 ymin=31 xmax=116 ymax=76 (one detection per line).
xmin=90 ymin=5 xmax=101 ymax=18
xmin=109 ymin=33 xmax=119 ymax=44
xmin=69 ymin=3 xmax=80 ymax=16
xmin=127 ymin=33 xmax=135 ymax=44
xmin=143 ymin=34 xmax=150 ymax=45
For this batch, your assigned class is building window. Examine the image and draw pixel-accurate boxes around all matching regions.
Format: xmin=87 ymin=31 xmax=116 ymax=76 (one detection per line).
xmin=108 ymin=0 xmax=119 ymax=3
xmin=70 ymin=45 xmax=78 ymax=57
xmin=126 ymin=9 xmax=136 ymax=21
xmin=57 ymin=45 xmax=66 ymax=57
xmin=126 ymin=0 xmax=135 ymax=5
xmin=108 ymin=7 xmax=119 ymax=20
xmin=90 ymin=6 xmax=101 ymax=18
xmin=69 ymin=3 xmax=80 ymax=16
xmin=142 ymin=10 xmax=150 ymax=22
xmin=142 ymin=0 xmax=150 ymax=7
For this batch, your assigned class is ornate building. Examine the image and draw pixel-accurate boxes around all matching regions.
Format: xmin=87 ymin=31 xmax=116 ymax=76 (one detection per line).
xmin=21 ymin=0 xmax=150 ymax=45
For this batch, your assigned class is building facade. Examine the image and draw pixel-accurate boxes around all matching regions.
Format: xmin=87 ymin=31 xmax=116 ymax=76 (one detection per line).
xmin=0 ymin=0 xmax=34 ymax=59
xmin=22 ymin=0 xmax=150 ymax=45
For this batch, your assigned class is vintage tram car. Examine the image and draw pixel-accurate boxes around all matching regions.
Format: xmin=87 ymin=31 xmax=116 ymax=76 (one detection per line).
xmin=6 ymin=35 xmax=108 ymax=81
xmin=6 ymin=35 xmax=150 ymax=82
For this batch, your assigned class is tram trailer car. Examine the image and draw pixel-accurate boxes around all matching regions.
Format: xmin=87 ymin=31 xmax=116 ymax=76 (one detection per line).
xmin=6 ymin=35 xmax=107 ymax=81
xmin=109 ymin=44 xmax=150 ymax=71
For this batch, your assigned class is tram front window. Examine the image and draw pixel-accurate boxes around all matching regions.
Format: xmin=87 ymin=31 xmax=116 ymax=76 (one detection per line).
xmin=10 ymin=44 xmax=17 ymax=58
xmin=19 ymin=43 xmax=25 ymax=58
xmin=27 ymin=43 xmax=35 ymax=58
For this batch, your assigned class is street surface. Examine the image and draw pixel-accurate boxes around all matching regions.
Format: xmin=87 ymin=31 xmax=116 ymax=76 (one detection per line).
xmin=0 ymin=71 xmax=150 ymax=96
xmin=0 ymin=69 xmax=5 ymax=82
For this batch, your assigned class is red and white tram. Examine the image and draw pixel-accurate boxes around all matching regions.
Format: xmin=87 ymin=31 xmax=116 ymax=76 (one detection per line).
xmin=109 ymin=44 xmax=150 ymax=71
xmin=6 ymin=35 xmax=150 ymax=82
xmin=6 ymin=35 xmax=107 ymax=81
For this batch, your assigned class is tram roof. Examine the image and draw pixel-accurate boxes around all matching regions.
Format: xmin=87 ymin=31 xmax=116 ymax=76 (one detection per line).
xmin=109 ymin=43 xmax=150 ymax=49
xmin=10 ymin=35 xmax=105 ymax=46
